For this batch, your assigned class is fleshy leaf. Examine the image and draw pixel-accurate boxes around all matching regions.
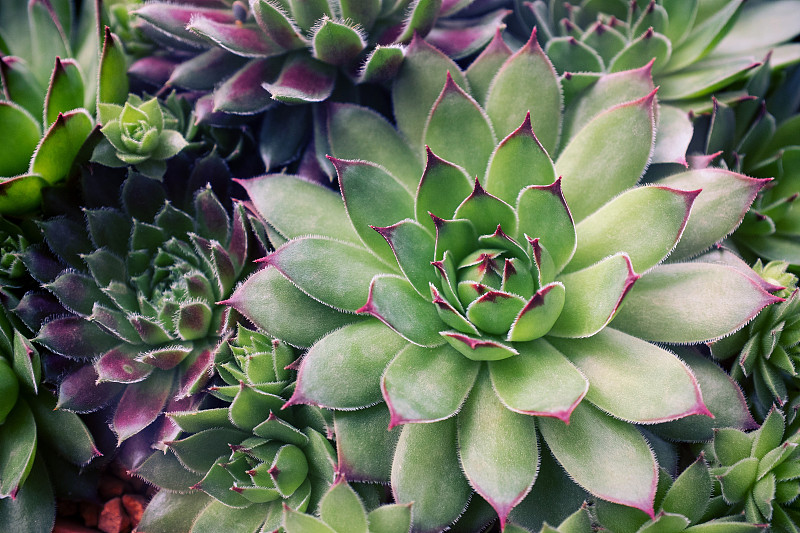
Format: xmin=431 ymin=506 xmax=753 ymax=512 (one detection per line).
xmin=490 ymin=338 xmax=587 ymax=422
xmin=334 ymin=405 xmax=399 ymax=482
xmin=111 ymin=370 xmax=173 ymax=444
xmin=538 ymin=402 xmax=657 ymax=517
xmin=98 ymin=27 xmax=129 ymax=106
xmin=44 ymin=58 xmax=84 ymax=126
xmin=549 ymin=328 xmax=711 ymax=423
xmin=212 ymin=59 xmax=276 ymax=115
xmin=465 ymin=290 xmax=525 ymax=335
xmin=485 ymin=112 xmax=557 ymax=205
xmin=36 ymin=316 xmax=119 ymax=358
xmin=392 ymin=418 xmax=472 ymax=533
xmin=441 ymin=331 xmax=518 ymax=361
xmin=423 ymin=72 xmax=496 ymax=179
xmin=611 ymin=263 xmax=782 ymax=343
xmin=188 ymin=16 xmax=283 ymax=57
xmin=395 ymin=0 xmax=443 ymax=42
xmin=516 ymin=179 xmax=576 ymax=274
xmin=657 ymin=169 xmax=769 ymax=261
xmin=465 ymin=28 xmax=512 ymax=106
xmin=653 ymin=104 xmax=693 ymax=165
xmin=426 ymin=8 xmax=509 ymax=60
xmin=507 ymin=282 xmax=566 ymax=342
xmin=251 ymin=0 xmax=307 ymax=50
xmin=568 ymin=186 xmax=699 ymax=273
xmin=357 ymin=274 xmax=447 ymax=347
xmin=485 ymin=28 xmax=562 ymax=154
xmin=608 ymin=29 xmax=671 ymax=73
xmin=556 ymin=90 xmax=656 ymax=221
xmin=458 ymin=370 xmax=538 ymax=528
xmin=373 ymin=219 xmax=436 ymax=297
xmin=415 ymin=147 xmax=474 ymax=234
xmin=382 ymin=343 xmax=478 ymax=427
xmin=550 ymin=253 xmax=638 ymax=338
xmin=319 ymin=481 xmax=368 ymax=533
xmin=30 ymin=109 xmax=93 ymax=185
xmin=359 ymin=45 xmax=405 ymax=84
xmin=0 ymin=398 xmax=37 ymax=497
xmin=311 ymin=17 xmax=365 ymax=66
xmin=263 ymin=54 xmax=336 ymax=104
xmin=331 ymin=157 xmax=414 ymax=265
xmin=264 ymin=236 xmax=390 ymax=312
xmin=454 ymin=179 xmax=517 ymax=237
xmin=288 ymin=319 xmax=407 ymax=410
xmin=95 ymin=345 xmax=153 ymax=383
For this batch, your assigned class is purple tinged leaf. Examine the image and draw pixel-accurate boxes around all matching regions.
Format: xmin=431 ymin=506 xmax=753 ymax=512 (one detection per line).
xmin=36 ymin=317 xmax=120 ymax=358
xmin=138 ymin=345 xmax=193 ymax=371
xmin=331 ymin=156 xmax=414 ymax=266
xmin=188 ymin=16 xmax=283 ymax=57
xmin=373 ymin=220 xmax=436 ymax=297
xmin=424 ymin=72 xmax=496 ymax=179
xmin=129 ymin=315 xmax=174 ymax=345
xmin=166 ymin=48 xmax=247 ymax=90
xmin=176 ymin=302 xmax=213 ymax=341
xmin=430 ymin=284 xmax=480 ymax=335
xmin=431 ymin=250 xmax=463 ymax=313
xmin=528 ymin=237 xmax=556 ymax=286
xmin=550 ymin=253 xmax=639 ymax=338
xmin=45 ymin=271 xmax=111 ymax=316
xmin=44 ymin=58 xmax=84 ymax=126
xmin=457 ymin=369 xmax=538 ymax=529
xmin=465 ymin=290 xmax=526 ymax=335
xmin=415 ymin=146 xmax=473 ymax=233
xmin=383 ymin=343 xmax=478 ymax=428
xmin=251 ymin=0 xmax=307 ymax=50
xmin=194 ymin=186 xmax=230 ymax=243
xmin=357 ymin=274 xmax=447 ymax=347
xmin=57 ymin=365 xmax=122 ymax=413
xmin=396 ymin=0 xmax=443 ymax=42
xmin=485 ymin=28 xmax=562 ymax=154
xmin=427 ymin=8 xmax=510 ymax=60
xmin=128 ymin=56 xmax=178 ymax=87
xmin=134 ymin=3 xmax=236 ymax=47
xmin=113 ymin=370 xmax=174 ymax=444
xmin=262 ymin=54 xmax=336 ymax=104
xmin=228 ymin=203 xmax=249 ymax=273
xmin=517 ymin=178 xmax=576 ymax=275
xmin=454 ymin=178 xmax=517 ymax=237
xmin=653 ymin=104 xmax=693 ymax=166
xmin=508 ymin=282 xmax=566 ymax=342
xmin=694 ymin=247 xmax=785 ymax=294
xmin=212 ymin=59 xmax=277 ymax=114
xmin=611 ymin=263 xmax=783 ymax=344
xmin=568 ymin=186 xmax=700 ymax=274
xmin=557 ymin=89 xmax=657 ymax=222
xmin=13 ymin=292 xmax=65 ymax=332
xmin=209 ymin=241 xmax=236 ymax=296
xmin=176 ymin=346 xmax=214 ymax=398
xmin=96 ymin=345 xmax=153 ymax=383
xmin=432 ymin=215 xmax=478 ymax=264
xmin=478 ymin=225 xmax=530 ymax=266
xmin=489 ymin=338 xmax=588 ymax=423
xmin=441 ymin=331 xmax=518 ymax=361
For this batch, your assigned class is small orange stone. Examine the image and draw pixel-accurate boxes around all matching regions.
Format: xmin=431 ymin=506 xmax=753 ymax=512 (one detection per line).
xmin=121 ymin=494 xmax=147 ymax=526
xmin=98 ymin=497 xmax=131 ymax=533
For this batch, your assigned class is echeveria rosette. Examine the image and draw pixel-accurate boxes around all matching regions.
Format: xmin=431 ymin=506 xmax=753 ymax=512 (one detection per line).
xmin=92 ymin=95 xmax=189 ymax=180
xmin=227 ymin=33 xmax=781 ymax=531
xmin=134 ymin=325 xmax=337 ymax=533
xmin=707 ymin=407 xmax=800 ymax=531
xmin=20 ymin=173 xmax=263 ymax=451
xmin=709 ymin=261 xmax=800 ymax=419
xmin=0 ymin=302 xmax=100 ymax=533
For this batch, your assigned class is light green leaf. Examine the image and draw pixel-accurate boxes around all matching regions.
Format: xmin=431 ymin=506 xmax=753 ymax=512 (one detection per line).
xmin=608 ymin=30 xmax=671 ymax=73
xmin=653 ymin=104 xmax=694 ymax=165
xmin=0 ymin=102 xmax=41 ymax=177
xmin=550 ymin=253 xmax=638 ymax=338
xmin=327 ymin=103 xmax=422 ymax=190
xmin=193 ymin=499 xmax=270 ymax=533
xmin=485 ymin=113 xmax=557 ymax=205
xmin=485 ymin=30 xmax=562 ymax=154
xmin=0 ymin=398 xmax=37 ymax=497
xmin=709 ymin=0 xmax=800 ymax=57
xmin=549 ymin=328 xmax=710 ymax=423
xmin=658 ymin=57 xmax=759 ymax=100
xmin=664 ymin=0 xmax=743 ymax=72
xmin=538 ymin=402 xmax=657 ymax=517
xmin=611 ymin=263 xmax=781 ymax=343
xmin=415 ymin=148 xmax=474 ymax=234
xmin=30 ymin=109 xmax=93 ymax=185
xmin=334 ymin=405 xmax=400 ymax=483
xmin=265 ymin=236 xmax=390 ymax=312
xmin=284 ymin=505 xmax=337 ymax=533
xmin=44 ymin=58 xmax=84 ymax=127
xmin=718 ymin=457 xmax=759 ymax=503
xmin=661 ymin=456 xmax=712 ymax=523
xmin=507 ymin=282 xmax=567 ymax=342
xmin=568 ymin=186 xmax=697 ymax=273
xmin=136 ymin=490 xmax=210 ymax=533
xmin=556 ymin=91 xmax=656 ymax=221
xmin=319 ymin=481 xmax=368 ymax=533
xmin=150 ymin=130 xmax=188 ymax=160
xmin=658 ymin=170 xmax=767 ymax=261
xmin=374 ymin=219 xmax=436 ymax=297
xmin=360 ymin=274 xmax=447 ymax=347
xmin=225 ymin=266 xmax=361 ymax=348
xmin=423 ymin=74 xmax=496 ymax=180
xmin=289 ymin=319 xmax=407 ymax=410
xmin=383 ymin=343 xmax=478 ymax=425
xmin=546 ymin=36 xmax=604 ymax=74
xmin=516 ymin=179 xmax=576 ymax=274
xmin=0 ymin=174 xmax=49 ymax=216
xmin=392 ymin=418 xmax=472 ymax=532
xmin=251 ymin=0 xmax=307 ymax=50
xmin=332 ymin=158 xmax=414 ymax=265
xmin=311 ymin=17 xmax=365 ymax=66
xmin=465 ymin=30 xmax=513 ymax=106
xmin=367 ymin=503 xmax=413 ymax=533
xmin=458 ymin=370 xmax=538 ymax=526
xmin=98 ymin=28 xmax=129 ymax=105
xmin=392 ymin=35 xmax=469 ymax=149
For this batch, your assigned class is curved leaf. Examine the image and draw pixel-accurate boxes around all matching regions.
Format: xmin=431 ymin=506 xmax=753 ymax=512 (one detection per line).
xmin=373 ymin=219 xmax=436 ymax=297
xmin=611 ymin=263 xmax=782 ymax=343
xmin=0 ymin=398 xmax=37 ymax=497
xmin=465 ymin=29 xmax=513 ymax=106
xmin=111 ymin=370 xmax=173 ymax=444
xmin=517 ymin=178 xmax=576 ymax=274
xmin=263 ymin=54 xmax=336 ymax=104
xmin=334 ymin=405 xmax=399 ymax=482
xmin=30 ymin=109 xmax=93 ymax=185
xmin=415 ymin=147 xmax=474 ymax=233
xmin=188 ymin=17 xmax=283 ymax=57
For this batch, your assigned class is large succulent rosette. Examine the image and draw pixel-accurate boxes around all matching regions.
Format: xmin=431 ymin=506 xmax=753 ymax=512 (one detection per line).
xmin=228 ymin=33 xmax=780 ymax=531
xmin=17 ymin=170 xmax=264 ymax=451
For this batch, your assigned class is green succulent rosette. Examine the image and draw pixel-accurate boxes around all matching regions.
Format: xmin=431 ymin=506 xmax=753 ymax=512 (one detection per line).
xmin=92 ymin=95 xmax=189 ymax=179
xmin=17 ymin=170 xmax=265 ymax=451
xmin=134 ymin=325 xmax=338 ymax=532
xmin=706 ymin=407 xmax=800 ymax=532
xmin=227 ymin=33 xmax=780 ymax=530
xmin=0 ymin=305 xmax=100 ymax=533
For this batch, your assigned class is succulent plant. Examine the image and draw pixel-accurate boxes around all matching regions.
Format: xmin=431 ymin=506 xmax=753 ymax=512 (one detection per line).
xmin=128 ymin=0 xmax=508 ymax=173
xmin=226 ymin=32 xmax=781 ymax=531
xmin=281 ymin=478 xmax=412 ymax=533
xmin=92 ymin=94 xmax=189 ymax=179
xmin=707 ymin=406 xmax=800 ymax=531
xmin=0 ymin=0 xmax=134 ymax=214
xmin=594 ymin=454 xmax=764 ymax=533
xmin=0 ymin=305 xmax=100 ymax=533
xmin=133 ymin=324 xmax=338 ymax=532
xmin=15 ymin=168 xmax=265 ymax=453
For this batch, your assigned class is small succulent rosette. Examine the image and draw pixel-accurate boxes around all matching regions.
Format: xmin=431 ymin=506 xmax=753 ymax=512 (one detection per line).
xmin=92 ymin=95 xmax=189 ymax=179
xmin=134 ymin=325 xmax=338 ymax=532
xmin=707 ymin=407 xmax=800 ymax=531
xmin=16 ymin=170 xmax=264 ymax=452
xmin=227 ymin=31 xmax=781 ymax=531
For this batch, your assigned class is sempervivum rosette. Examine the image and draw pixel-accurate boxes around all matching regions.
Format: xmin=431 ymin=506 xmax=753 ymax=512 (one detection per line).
xmin=17 ymin=169 xmax=264 ymax=451
xmin=134 ymin=325 xmax=337 ymax=533
xmin=227 ymin=32 xmax=781 ymax=531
